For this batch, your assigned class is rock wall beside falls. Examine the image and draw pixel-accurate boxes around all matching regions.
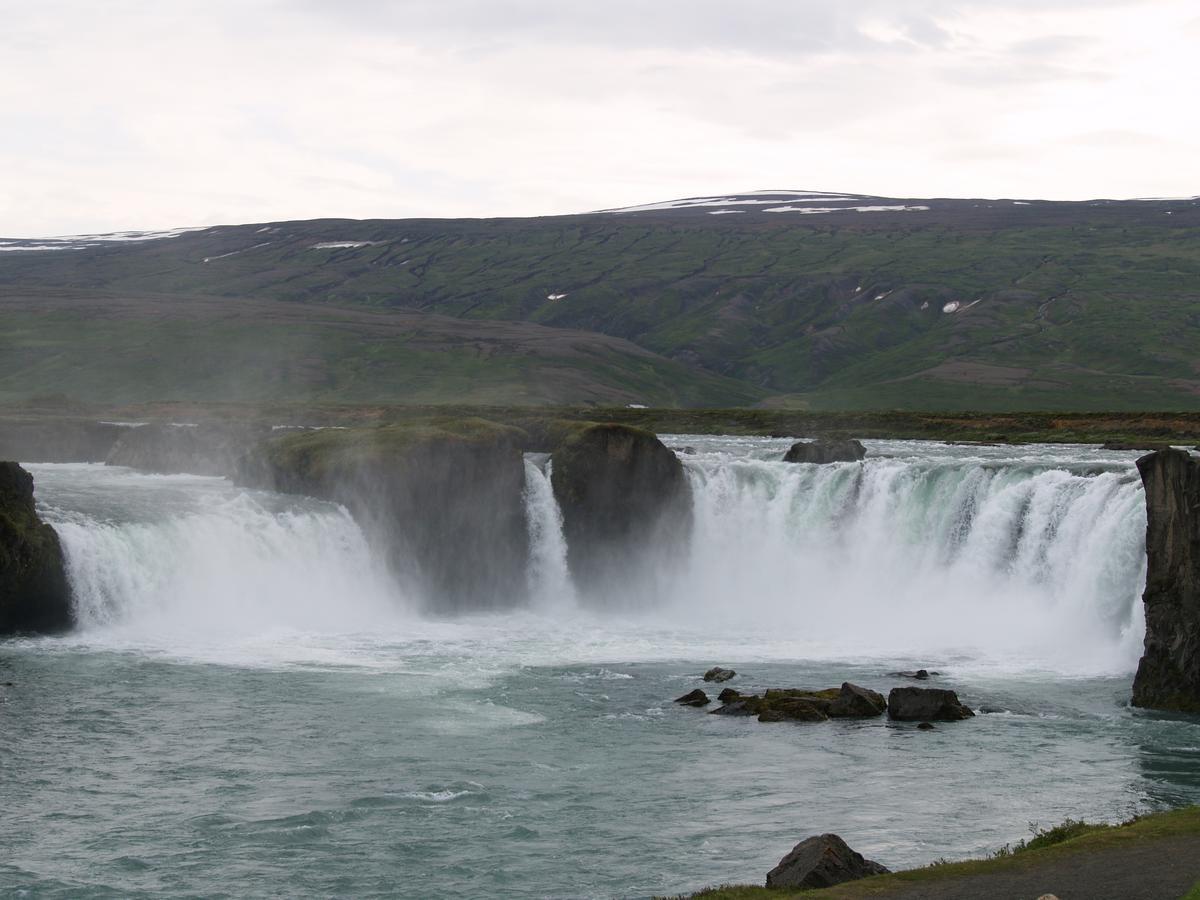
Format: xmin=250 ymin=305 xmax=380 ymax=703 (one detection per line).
xmin=1132 ymin=449 xmax=1200 ymax=713
xmin=550 ymin=423 xmax=691 ymax=596
xmin=106 ymin=422 xmax=271 ymax=475
xmin=238 ymin=419 xmax=530 ymax=613
xmin=0 ymin=418 xmax=125 ymax=462
xmin=0 ymin=462 xmax=72 ymax=633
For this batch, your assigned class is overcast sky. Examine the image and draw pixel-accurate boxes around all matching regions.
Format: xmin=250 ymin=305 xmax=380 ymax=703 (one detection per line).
xmin=2 ymin=0 xmax=1197 ymax=235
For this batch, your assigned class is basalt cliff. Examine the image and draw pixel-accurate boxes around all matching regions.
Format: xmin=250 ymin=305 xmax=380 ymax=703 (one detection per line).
xmin=1132 ymin=449 xmax=1200 ymax=713
xmin=0 ymin=462 xmax=72 ymax=634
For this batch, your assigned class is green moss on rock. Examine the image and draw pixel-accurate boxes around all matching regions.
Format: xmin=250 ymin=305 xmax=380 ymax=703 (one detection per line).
xmin=0 ymin=462 xmax=72 ymax=633
xmin=239 ymin=419 xmax=530 ymax=613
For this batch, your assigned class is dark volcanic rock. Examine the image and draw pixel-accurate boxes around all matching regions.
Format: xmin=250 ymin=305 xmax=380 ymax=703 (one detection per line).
xmin=550 ymin=423 xmax=691 ymax=596
xmin=887 ymin=687 xmax=974 ymax=721
xmin=765 ymin=833 xmax=890 ymax=889
xmin=1131 ymin=449 xmax=1200 ymax=712
xmin=828 ymin=682 xmax=887 ymax=718
xmin=238 ymin=420 xmax=529 ymax=614
xmin=107 ymin=422 xmax=270 ymax=476
xmin=758 ymin=698 xmax=827 ymax=723
xmin=710 ymin=697 xmax=759 ymax=716
xmin=917 ymin=722 xmax=935 ymax=730
xmin=710 ymin=688 xmax=836 ymax=723
xmin=703 ymin=666 xmax=736 ymax=683
xmin=783 ymin=439 xmax=867 ymax=464
xmin=889 ymin=668 xmax=933 ymax=680
xmin=674 ymin=689 xmax=710 ymax=707
xmin=0 ymin=462 xmax=72 ymax=634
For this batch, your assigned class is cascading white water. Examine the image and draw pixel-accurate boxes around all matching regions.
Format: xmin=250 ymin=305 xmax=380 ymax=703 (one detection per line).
xmin=32 ymin=465 xmax=406 ymax=643
xmin=29 ymin=440 xmax=1150 ymax=674
xmin=666 ymin=438 xmax=1148 ymax=672
xmin=522 ymin=455 xmax=576 ymax=609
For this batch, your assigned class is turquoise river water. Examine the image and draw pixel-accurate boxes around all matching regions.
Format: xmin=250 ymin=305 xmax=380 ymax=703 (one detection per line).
xmin=3 ymin=437 xmax=1199 ymax=898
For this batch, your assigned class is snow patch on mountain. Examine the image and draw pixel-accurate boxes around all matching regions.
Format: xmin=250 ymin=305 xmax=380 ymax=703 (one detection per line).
xmin=0 ymin=227 xmax=205 ymax=252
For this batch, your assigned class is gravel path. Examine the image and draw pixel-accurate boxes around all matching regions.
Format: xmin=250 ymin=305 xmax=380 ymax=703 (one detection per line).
xmin=858 ymin=834 xmax=1200 ymax=900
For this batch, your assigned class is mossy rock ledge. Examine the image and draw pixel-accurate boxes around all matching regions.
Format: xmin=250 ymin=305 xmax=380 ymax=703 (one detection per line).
xmin=238 ymin=419 xmax=530 ymax=613
xmin=1132 ymin=448 xmax=1200 ymax=713
xmin=550 ymin=423 xmax=691 ymax=597
xmin=0 ymin=462 xmax=72 ymax=634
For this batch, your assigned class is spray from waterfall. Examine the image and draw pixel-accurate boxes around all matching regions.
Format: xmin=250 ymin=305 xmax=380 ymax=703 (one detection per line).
xmin=36 ymin=466 xmax=405 ymax=639
xmin=29 ymin=442 xmax=1150 ymax=674
xmin=673 ymin=449 xmax=1147 ymax=671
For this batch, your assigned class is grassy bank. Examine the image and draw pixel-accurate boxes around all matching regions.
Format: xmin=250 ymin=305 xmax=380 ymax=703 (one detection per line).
xmin=683 ymin=806 xmax=1200 ymax=898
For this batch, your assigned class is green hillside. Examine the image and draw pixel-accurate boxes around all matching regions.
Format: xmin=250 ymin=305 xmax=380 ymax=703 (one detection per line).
xmin=1 ymin=196 xmax=1197 ymax=409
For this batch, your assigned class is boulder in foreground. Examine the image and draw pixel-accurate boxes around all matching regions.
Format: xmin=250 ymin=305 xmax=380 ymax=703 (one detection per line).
xmin=0 ymin=462 xmax=72 ymax=634
xmin=674 ymin=689 xmax=710 ymax=707
xmin=888 ymin=686 xmax=974 ymax=721
xmin=766 ymin=833 xmax=890 ymax=889
xmin=783 ymin=439 xmax=867 ymax=464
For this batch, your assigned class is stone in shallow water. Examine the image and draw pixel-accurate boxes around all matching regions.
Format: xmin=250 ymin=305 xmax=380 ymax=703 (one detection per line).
xmin=703 ymin=666 xmax=736 ymax=683
xmin=674 ymin=689 xmax=709 ymax=707
xmin=765 ymin=833 xmax=890 ymax=889
xmin=888 ymin=687 xmax=974 ymax=721
xmin=828 ymin=682 xmax=887 ymax=718
xmin=758 ymin=698 xmax=827 ymax=723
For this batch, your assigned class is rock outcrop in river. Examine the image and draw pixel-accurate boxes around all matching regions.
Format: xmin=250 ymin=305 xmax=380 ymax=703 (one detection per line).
xmin=1131 ymin=449 xmax=1200 ymax=713
xmin=783 ymin=439 xmax=867 ymax=464
xmin=708 ymin=683 xmax=888 ymax=723
xmin=0 ymin=462 xmax=72 ymax=633
xmin=887 ymin=686 xmax=975 ymax=721
xmin=239 ymin=419 xmax=529 ymax=613
xmin=549 ymin=423 xmax=691 ymax=596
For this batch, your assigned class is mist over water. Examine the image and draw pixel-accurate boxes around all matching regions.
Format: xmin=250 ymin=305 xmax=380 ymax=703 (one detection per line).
xmin=671 ymin=437 xmax=1147 ymax=674
xmin=29 ymin=438 xmax=1147 ymax=673
xmin=30 ymin=465 xmax=408 ymax=663
xmin=8 ymin=442 xmax=1192 ymax=900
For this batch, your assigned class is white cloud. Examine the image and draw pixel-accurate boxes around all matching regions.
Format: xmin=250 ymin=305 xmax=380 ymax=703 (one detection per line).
xmin=0 ymin=0 xmax=1195 ymax=235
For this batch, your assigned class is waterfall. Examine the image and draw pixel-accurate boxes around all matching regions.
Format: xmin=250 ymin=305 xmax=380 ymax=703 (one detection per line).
xmin=28 ymin=442 xmax=1150 ymax=673
xmin=35 ymin=466 xmax=404 ymax=638
xmin=674 ymin=450 xmax=1147 ymax=671
xmin=522 ymin=455 xmax=577 ymax=608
